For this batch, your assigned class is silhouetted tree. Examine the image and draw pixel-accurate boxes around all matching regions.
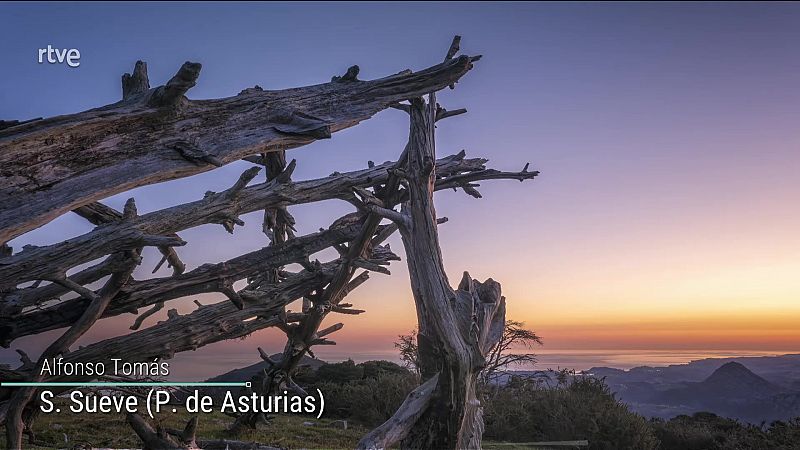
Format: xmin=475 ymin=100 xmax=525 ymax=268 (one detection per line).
xmin=395 ymin=320 xmax=542 ymax=384
xmin=482 ymin=320 xmax=543 ymax=385
xmin=394 ymin=329 xmax=420 ymax=376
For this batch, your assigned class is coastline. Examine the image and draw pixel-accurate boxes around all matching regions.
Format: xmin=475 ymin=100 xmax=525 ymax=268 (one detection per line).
xmin=160 ymin=349 xmax=798 ymax=381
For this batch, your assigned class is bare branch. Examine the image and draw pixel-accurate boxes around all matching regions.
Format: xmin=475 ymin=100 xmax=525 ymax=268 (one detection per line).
xmin=73 ymin=202 xmax=186 ymax=276
xmin=2 ymin=220 xmax=391 ymax=343
xmin=0 ymin=53 xmax=478 ymax=244
xmin=226 ymin=167 xmax=262 ymax=197
xmin=436 ymin=106 xmax=467 ymax=121
xmin=130 ymin=302 xmax=164 ymax=330
xmin=356 ymin=374 xmax=440 ymax=450
xmin=0 ymin=154 xmax=487 ymax=289
xmin=257 ymin=348 xmax=277 ymax=367
xmin=147 ymin=61 xmax=202 ymax=107
xmin=363 ymin=204 xmax=409 ymax=227
xmin=316 ymin=323 xmax=343 ymax=339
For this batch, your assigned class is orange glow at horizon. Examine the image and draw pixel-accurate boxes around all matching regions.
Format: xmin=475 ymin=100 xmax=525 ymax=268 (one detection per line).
xmin=8 ymin=3 xmax=800 ymax=365
xmin=311 ymin=224 xmax=800 ymax=353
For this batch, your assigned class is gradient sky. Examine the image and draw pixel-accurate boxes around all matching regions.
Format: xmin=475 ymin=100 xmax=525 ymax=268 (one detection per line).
xmin=2 ymin=2 xmax=799 ymax=374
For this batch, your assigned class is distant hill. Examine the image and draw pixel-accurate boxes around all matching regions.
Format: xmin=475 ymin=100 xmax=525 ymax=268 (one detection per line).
xmin=581 ymin=355 xmax=800 ymax=424
xmin=699 ymin=361 xmax=783 ymax=398
xmin=651 ymin=362 xmax=784 ymax=409
xmin=198 ymin=353 xmax=326 ymax=399
xmin=207 ymin=353 xmax=325 ymax=384
xmin=588 ymin=353 xmax=800 ymax=388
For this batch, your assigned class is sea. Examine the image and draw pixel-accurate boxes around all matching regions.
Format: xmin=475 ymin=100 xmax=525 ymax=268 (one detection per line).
xmin=164 ymin=349 xmax=795 ymax=381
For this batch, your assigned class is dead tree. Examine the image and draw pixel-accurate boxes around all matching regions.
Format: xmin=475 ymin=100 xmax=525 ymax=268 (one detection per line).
xmin=0 ymin=55 xmax=474 ymax=244
xmin=358 ymin=38 xmax=537 ymax=450
xmin=0 ymin=36 xmax=537 ymax=450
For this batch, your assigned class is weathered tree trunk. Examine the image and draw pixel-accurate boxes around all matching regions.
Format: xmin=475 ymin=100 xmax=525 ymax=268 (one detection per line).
xmin=356 ymin=37 xmax=533 ymax=449
xmin=0 ymin=56 xmax=475 ymax=244
xmin=398 ymin=96 xmax=506 ymax=449
xmin=358 ymin=82 xmax=534 ymax=448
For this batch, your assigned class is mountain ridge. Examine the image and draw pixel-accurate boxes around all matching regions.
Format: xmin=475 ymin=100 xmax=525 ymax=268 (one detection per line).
xmin=583 ymin=355 xmax=800 ymax=423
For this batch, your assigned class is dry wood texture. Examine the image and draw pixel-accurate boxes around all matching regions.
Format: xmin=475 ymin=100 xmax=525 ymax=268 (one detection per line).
xmin=0 ymin=36 xmax=538 ymax=450
xmin=356 ymin=37 xmax=536 ymax=449
xmin=0 ymin=153 xmax=492 ymax=290
xmin=0 ymin=55 xmax=477 ymax=244
xmin=357 ymin=96 xmax=512 ymax=448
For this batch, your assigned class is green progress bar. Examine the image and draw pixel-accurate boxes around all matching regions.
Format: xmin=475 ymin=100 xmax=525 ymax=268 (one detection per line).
xmin=1 ymin=382 xmax=248 ymax=387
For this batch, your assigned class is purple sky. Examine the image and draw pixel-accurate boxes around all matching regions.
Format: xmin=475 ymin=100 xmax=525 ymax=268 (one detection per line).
xmin=2 ymin=2 xmax=800 ymax=378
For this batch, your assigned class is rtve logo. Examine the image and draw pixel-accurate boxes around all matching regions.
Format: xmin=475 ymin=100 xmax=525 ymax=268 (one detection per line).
xmin=38 ymin=45 xmax=81 ymax=68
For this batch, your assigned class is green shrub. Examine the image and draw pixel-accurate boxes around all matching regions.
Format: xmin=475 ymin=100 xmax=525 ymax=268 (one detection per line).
xmin=316 ymin=372 xmax=418 ymax=426
xmin=360 ymin=360 xmax=410 ymax=379
xmin=651 ymin=413 xmax=800 ymax=450
xmin=306 ymin=360 xmax=800 ymax=448
xmin=314 ymin=359 xmax=364 ymax=384
xmin=483 ymin=374 xmax=658 ymax=450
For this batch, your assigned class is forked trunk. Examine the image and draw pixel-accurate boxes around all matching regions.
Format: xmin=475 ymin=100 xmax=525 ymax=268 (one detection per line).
xmin=358 ymin=93 xmax=507 ymax=449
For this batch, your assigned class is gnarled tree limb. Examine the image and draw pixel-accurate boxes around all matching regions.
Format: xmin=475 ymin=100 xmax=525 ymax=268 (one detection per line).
xmin=2 ymin=220 xmax=396 ymax=344
xmin=0 ymin=153 xmax=486 ymax=290
xmin=0 ymin=54 xmax=478 ymax=243
xmin=74 ymin=202 xmax=186 ymax=276
xmin=5 ymin=254 xmax=137 ymax=448
xmin=356 ymin=373 xmax=440 ymax=450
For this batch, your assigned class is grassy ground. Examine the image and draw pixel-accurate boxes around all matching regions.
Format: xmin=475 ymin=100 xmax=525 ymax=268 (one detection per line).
xmin=0 ymin=400 xmax=548 ymax=449
xmin=0 ymin=401 xmax=368 ymax=449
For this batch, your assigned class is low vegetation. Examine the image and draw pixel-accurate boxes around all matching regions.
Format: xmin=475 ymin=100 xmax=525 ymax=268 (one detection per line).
xmin=4 ymin=360 xmax=799 ymax=449
xmin=483 ymin=373 xmax=658 ymax=449
xmin=651 ymin=412 xmax=800 ymax=450
xmin=0 ymin=403 xmax=368 ymax=449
